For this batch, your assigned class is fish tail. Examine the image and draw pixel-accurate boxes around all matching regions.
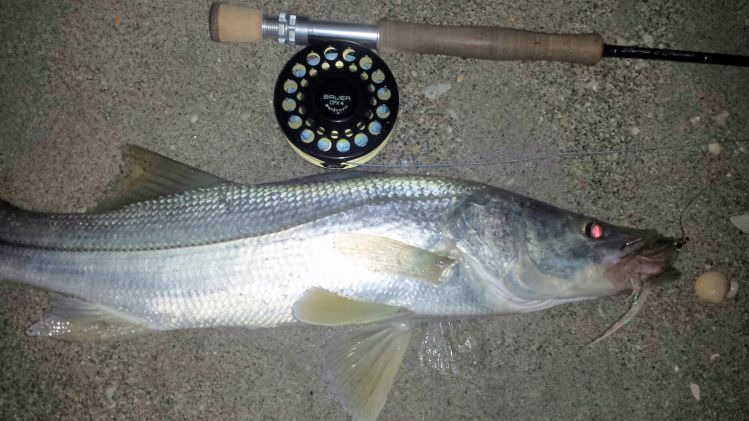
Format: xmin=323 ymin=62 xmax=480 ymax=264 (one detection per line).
xmin=0 ymin=197 xmax=20 ymax=281
xmin=0 ymin=196 xmax=22 ymax=225
xmin=0 ymin=197 xmax=19 ymax=238
xmin=0 ymin=197 xmax=15 ymax=214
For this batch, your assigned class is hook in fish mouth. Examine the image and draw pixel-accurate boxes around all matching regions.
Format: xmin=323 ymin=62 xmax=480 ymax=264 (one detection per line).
xmin=606 ymin=236 xmax=678 ymax=292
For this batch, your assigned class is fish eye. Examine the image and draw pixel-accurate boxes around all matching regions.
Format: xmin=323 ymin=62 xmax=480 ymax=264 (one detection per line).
xmin=584 ymin=222 xmax=604 ymax=240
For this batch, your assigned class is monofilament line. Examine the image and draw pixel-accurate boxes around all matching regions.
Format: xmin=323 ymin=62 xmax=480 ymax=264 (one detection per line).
xmin=359 ymin=138 xmax=749 ymax=169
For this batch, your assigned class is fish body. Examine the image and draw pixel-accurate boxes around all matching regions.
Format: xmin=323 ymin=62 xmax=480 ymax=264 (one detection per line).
xmin=0 ymin=147 xmax=677 ymax=420
xmin=0 ymin=175 xmax=571 ymax=329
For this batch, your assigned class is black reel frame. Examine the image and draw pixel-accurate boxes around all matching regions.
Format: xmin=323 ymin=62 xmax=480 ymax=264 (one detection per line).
xmin=273 ymin=41 xmax=399 ymax=168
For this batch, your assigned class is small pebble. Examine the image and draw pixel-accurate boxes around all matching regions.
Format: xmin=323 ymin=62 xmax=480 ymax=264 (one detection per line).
xmin=190 ymin=114 xmax=198 ymax=123
xmin=727 ymin=280 xmax=739 ymax=299
xmin=585 ymin=79 xmax=599 ymax=91
xmin=730 ymin=214 xmax=749 ymax=234
xmin=105 ymin=383 xmax=118 ymax=401
xmin=689 ymin=116 xmax=701 ymax=124
xmin=695 ymin=271 xmax=737 ymax=303
xmin=634 ymin=60 xmax=649 ymax=70
xmin=690 ymin=383 xmax=700 ymax=401
xmin=711 ymin=111 xmax=729 ymax=126
xmin=631 ymin=127 xmax=640 ymax=135
xmin=707 ymin=142 xmax=722 ymax=155
xmin=424 ymin=83 xmax=452 ymax=100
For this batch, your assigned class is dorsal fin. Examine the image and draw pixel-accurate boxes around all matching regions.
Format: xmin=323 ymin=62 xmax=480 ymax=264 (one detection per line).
xmin=92 ymin=145 xmax=231 ymax=212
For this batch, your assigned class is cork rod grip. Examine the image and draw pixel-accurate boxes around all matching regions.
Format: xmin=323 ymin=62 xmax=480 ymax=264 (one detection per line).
xmin=378 ymin=20 xmax=604 ymax=65
xmin=209 ymin=3 xmax=263 ymax=43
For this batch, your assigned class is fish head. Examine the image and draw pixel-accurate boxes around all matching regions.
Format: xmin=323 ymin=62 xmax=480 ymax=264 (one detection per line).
xmin=520 ymin=198 xmax=679 ymax=298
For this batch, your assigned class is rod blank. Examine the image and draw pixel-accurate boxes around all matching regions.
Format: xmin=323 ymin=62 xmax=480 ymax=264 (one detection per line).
xmin=603 ymin=44 xmax=749 ymax=67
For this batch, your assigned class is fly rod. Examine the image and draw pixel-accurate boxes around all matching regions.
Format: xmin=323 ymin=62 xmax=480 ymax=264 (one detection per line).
xmin=209 ymin=3 xmax=749 ymax=67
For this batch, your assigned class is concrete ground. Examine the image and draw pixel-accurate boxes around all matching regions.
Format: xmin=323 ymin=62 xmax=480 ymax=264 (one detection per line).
xmin=1 ymin=0 xmax=747 ymax=419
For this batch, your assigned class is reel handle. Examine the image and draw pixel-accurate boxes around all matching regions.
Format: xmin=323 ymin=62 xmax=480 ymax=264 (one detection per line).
xmin=378 ymin=20 xmax=604 ymax=66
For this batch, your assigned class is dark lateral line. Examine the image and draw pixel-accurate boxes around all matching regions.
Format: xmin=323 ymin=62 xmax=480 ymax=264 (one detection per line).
xmin=0 ymin=239 xmax=210 ymax=253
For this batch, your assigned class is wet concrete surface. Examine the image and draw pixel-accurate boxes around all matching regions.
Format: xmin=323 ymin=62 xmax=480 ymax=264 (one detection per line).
xmin=1 ymin=0 xmax=747 ymax=419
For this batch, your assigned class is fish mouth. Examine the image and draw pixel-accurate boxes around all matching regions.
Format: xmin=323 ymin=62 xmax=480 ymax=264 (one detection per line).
xmin=604 ymin=235 xmax=678 ymax=292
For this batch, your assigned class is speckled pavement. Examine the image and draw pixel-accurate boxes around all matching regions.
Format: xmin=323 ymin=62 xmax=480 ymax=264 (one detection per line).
xmin=1 ymin=1 xmax=747 ymax=419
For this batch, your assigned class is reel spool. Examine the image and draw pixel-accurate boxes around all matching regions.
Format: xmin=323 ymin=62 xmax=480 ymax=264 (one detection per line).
xmin=273 ymin=41 xmax=399 ymax=168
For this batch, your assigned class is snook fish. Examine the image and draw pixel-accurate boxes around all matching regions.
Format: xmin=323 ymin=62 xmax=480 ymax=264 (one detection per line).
xmin=0 ymin=146 xmax=677 ymax=420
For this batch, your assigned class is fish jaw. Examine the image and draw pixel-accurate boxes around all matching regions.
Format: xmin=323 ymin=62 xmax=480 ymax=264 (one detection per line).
xmin=604 ymin=236 xmax=678 ymax=292
xmin=501 ymin=234 xmax=679 ymax=305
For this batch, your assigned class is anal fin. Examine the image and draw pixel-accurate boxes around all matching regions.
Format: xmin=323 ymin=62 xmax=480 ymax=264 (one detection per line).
xmin=27 ymin=295 xmax=152 ymax=341
xmin=324 ymin=322 xmax=412 ymax=421
xmin=293 ymin=288 xmax=408 ymax=326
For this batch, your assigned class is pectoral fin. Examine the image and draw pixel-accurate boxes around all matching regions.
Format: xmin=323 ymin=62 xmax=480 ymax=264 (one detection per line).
xmin=324 ymin=322 xmax=412 ymax=421
xmin=334 ymin=233 xmax=455 ymax=285
xmin=92 ymin=145 xmax=231 ymax=212
xmin=27 ymin=295 xmax=152 ymax=341
xmin=293 ymin=288 xmax=408 ymax=326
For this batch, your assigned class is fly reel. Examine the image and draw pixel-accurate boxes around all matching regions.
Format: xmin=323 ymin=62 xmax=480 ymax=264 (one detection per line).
xmin=273 ymin=41 xmax=399 ymax=168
